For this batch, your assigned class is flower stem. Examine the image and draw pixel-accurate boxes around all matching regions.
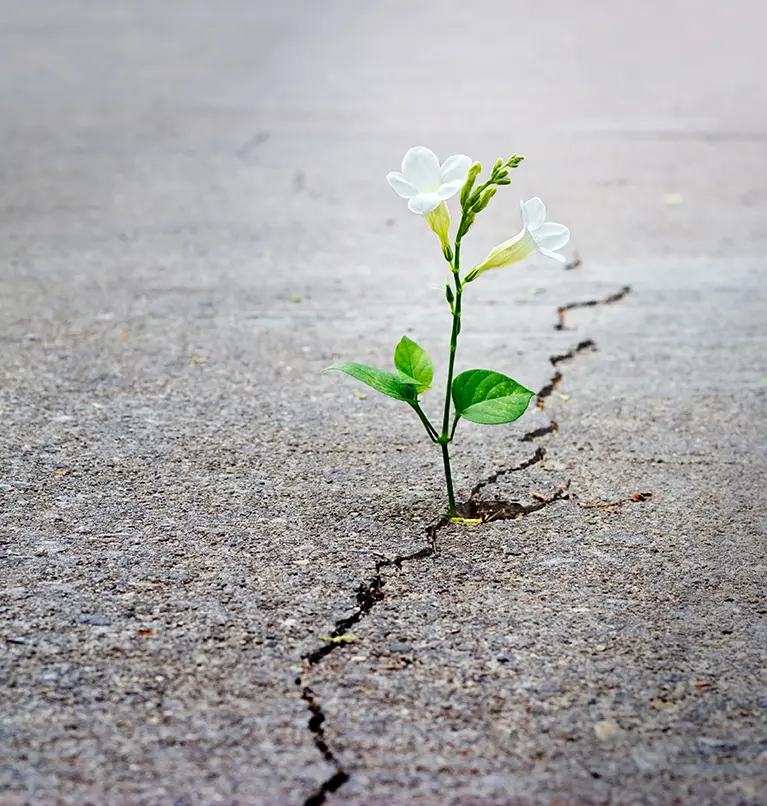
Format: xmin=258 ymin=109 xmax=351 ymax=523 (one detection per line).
xmin=411 ymin=401 xmax=439 ymax=443
xmin=439 ymin=223 xmax=466 ymax=517
xmin=440 ymin=441 xmax=457 ymax=516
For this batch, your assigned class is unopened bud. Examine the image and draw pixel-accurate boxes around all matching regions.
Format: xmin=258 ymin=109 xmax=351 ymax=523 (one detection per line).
xmin=445 ymin=284 xmax=455 ymax=306
xmin=496 ymin=177 xmax=511 ymax=185
xmin=474 ymin=186 xmax=497 ymax=212
xmin=457 ymin=211 xmax=476 ymax=240
xmin=460 ymin=161 xmax=482 ymax=207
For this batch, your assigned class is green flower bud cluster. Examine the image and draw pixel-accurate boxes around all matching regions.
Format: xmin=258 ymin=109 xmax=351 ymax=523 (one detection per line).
xmin=457 ymin=155 xmax=525 ymax=239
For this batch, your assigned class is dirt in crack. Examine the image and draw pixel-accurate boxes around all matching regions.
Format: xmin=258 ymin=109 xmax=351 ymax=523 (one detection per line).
xmin=458 ymin=484 xmax=571 ymax=523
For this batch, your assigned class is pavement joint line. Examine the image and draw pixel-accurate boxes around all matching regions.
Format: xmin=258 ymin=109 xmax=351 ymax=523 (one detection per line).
xmin=295 ymin=284 xmax=632 ymax=805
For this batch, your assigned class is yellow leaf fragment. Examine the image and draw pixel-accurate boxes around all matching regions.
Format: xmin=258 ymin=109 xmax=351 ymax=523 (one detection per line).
xmin=319 ymin=634 xmax=359 ymax=644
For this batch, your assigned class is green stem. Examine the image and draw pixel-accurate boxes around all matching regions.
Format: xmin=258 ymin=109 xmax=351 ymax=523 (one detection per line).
xmin=439 ymin=219 xmax=467 ymax=517
xmin=448 ymin=412 xmax=461 ymax=442
xmin=440 ymin=441 xmax=457 ymax=516
xmin=411 ymin=402 xmax=439 ymax=443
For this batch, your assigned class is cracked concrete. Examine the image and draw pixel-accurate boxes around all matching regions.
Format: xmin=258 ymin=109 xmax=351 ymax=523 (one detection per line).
xmin=1 ymin=1 xmax=766 ymax=805
xmin=303 ymin=258 xmax=766 ymax=806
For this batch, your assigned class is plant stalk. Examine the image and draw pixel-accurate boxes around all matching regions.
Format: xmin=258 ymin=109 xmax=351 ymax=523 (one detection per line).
xmin=439 ymin=223 xmax=466 ymax=517
xmin=440 ymin=441 xmax=457 ymax=516
xmin=411 ymin=402 xmax=439 ymax=442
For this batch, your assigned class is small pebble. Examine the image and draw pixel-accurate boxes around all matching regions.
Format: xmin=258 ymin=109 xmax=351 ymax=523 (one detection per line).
xmin=594 ymin=720 xmax=621 ymax=740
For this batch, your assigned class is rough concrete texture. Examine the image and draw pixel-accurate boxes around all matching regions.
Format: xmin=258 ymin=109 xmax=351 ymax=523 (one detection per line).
xmin=0 ymin=1 xmax=765 ymax=805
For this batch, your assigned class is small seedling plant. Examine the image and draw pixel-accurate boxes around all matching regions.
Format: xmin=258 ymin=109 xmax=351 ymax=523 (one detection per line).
xmin=327 ymin=147 xmax=569 ymax=519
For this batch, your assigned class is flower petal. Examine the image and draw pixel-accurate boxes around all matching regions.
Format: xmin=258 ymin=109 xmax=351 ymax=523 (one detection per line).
xmin=436 ymin=179 xmax=464 ymax=200
xmin=386 ymin=172 xmax=417 ymax=199
xmin=538 ymin=247 xmax=568 ymax=264
xmin=401 ymin=146 xmax=441 ymax=193
xmin=520 ymin=197 xmax=546 ymax=230
xmin=408 ymin=192 xmax=443 ymax=214
xmin=439 ymin=154 xmax=471 ymax=184
xmin=532 ymin=223 xmax=571 ymax=252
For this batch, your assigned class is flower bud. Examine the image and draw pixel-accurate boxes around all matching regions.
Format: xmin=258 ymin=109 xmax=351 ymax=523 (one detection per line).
xmin=460 ymin=162 xmax=482 ymax=208
xmin=474 ymin=187 xmax=497 ymax=212
xmin=456 ymin=210 xmax=475 ymax=241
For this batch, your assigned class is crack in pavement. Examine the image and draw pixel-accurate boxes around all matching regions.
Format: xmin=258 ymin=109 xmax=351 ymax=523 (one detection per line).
xmin=550 ymin=339 xmax=597 ymax=366
xmin=534 ymin=339 xmax=601 ymax=416
xmin=299 ymin=686 xmax=350 ymax=806
xmin=295 ymin=538 xmax=439 ymax=805
xmin=463 ymin=483 xmax=572 ymax=523
xmin=536 ymin=371 xmax=563 ymax=409
xmin=521 ymin=421 xmax=559 ymax=441
xmin=555 ymin=286 xmax=631 ymax=330
xmin=563 ymin=252 xmax=583 ymax=271
xmin=296 ymin=285 xmax=632 ymax=805
xmin=469 ymin=447 xmax=547 ymax=499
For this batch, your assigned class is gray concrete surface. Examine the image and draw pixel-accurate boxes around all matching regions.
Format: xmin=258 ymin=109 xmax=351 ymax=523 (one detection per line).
xmin=1 ymin=1 xmax=765 ymax=805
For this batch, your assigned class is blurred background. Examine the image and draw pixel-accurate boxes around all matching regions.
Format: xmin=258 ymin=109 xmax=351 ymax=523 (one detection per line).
xmin=2 ymin=0 xmax=766 ymax=302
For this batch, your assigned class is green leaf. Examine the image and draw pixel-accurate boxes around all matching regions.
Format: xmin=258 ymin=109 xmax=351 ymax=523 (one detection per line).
xmin=452 ymin=369 xmax=534 ymax=425
xmin=325 ymin=361 xmax=417 ymax=402
xmin=393 ymin=336 xmax=433 ymax=393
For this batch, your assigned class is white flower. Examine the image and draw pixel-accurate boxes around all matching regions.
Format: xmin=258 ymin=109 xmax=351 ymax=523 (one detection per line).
xmin=467 ymin=197 xmax=570 ymax=280
xmin=387 ymin=146 xmax=472 ymax=215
